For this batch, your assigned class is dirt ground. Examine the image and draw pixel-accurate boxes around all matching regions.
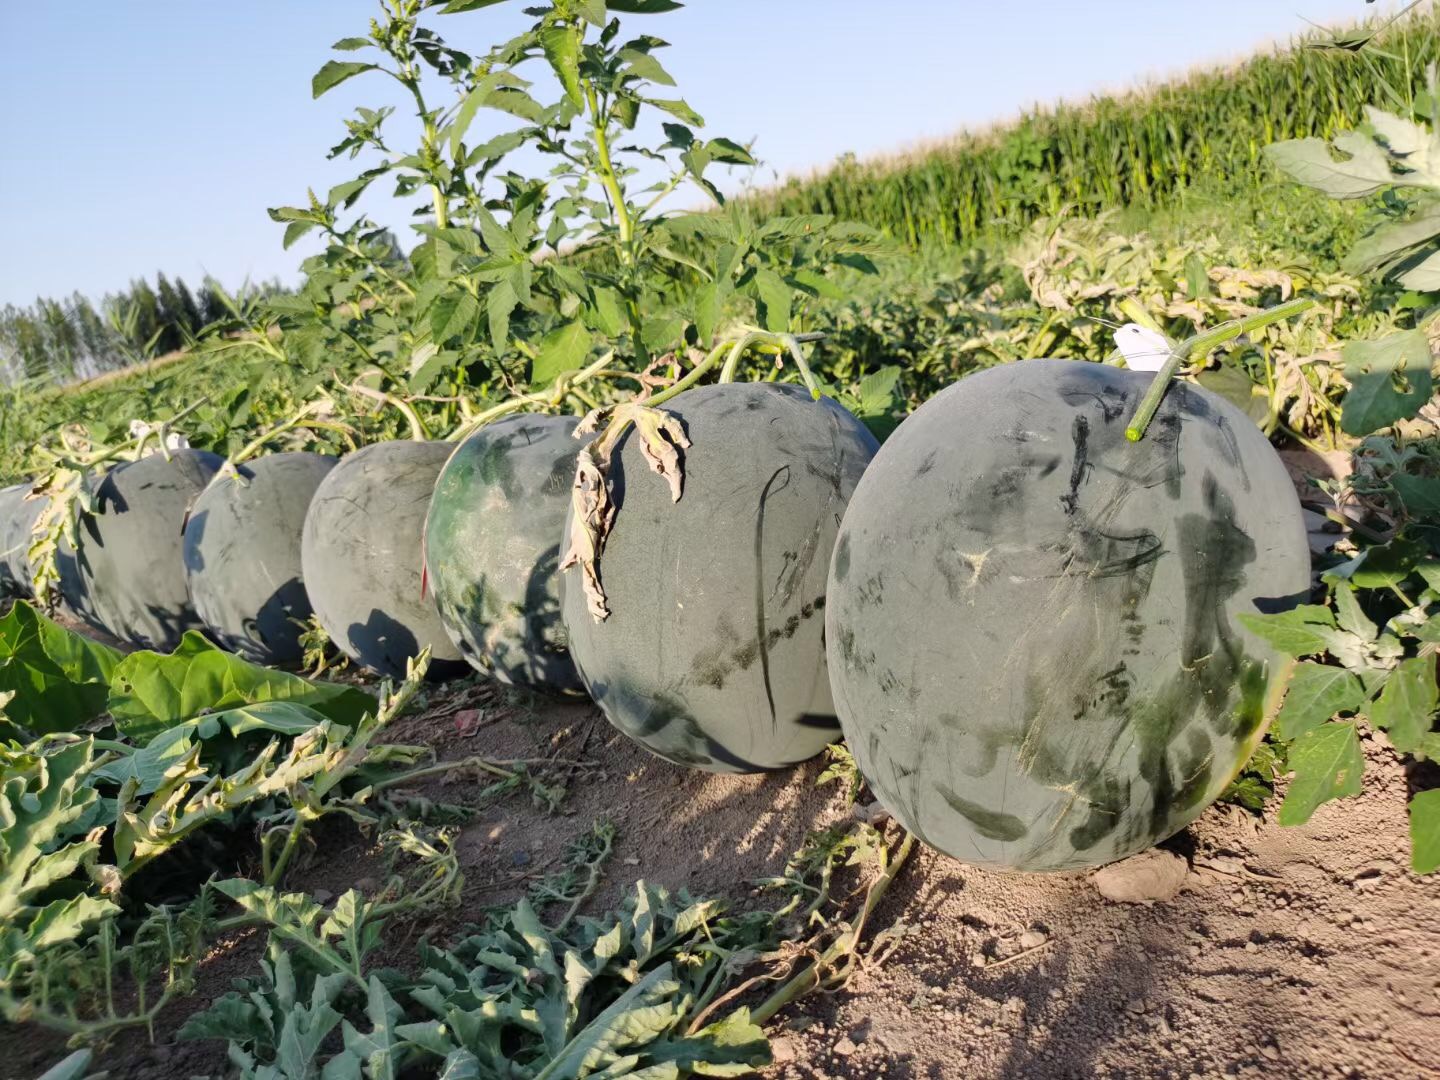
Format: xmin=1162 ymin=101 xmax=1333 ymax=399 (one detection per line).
xmin=10 ymin=673 xmax=1437 ymax=1080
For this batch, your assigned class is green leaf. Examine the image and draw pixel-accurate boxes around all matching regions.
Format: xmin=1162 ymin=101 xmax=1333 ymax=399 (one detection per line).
xmin=1410 ymin=788 xmax=1440 ymax=874
xmin=487 ymin=280 xmax=516 ymax=352
xmin=586 ymin=286 xmax=626 ymax=337
xmin=331 ymin=37 xmax=372 ymax=52
xmin=1392 ymin=473 xmax=1440 ymax=517
xmin=752 ymin=269 xmax=791 ymax=332
xmin=1369 ymin=656 xmax=1438 ymax=755
xmin=430 ymin=289 xmax=480 ymax=343
xmin=855 ymin=367 xmax=901 ymax=416
xmin=1332 ymin=582 xmax=1378 ymax=643
xmin=1237 ymin=605 xmax=1337 ymax=658
xmin=1343 ymin=203 xmax=1440 ymax=275
xmin=532 ymin=320 xmax=592 ymax=387
xmin=644 ymin=97 xmax=703 ymax=126
xmin=283 ymin=220 xmax=317 ymax=250
xmin=0 ymin=602 xmax=121 ymax=737
xmin=1340 ymin=331 xmax=1434 ymax=436
xmin=1278 ymin=721 xmax=1365 ymax=826
xmin=693 ymin=281 xmax=724 ymax=345
xmin=439 ymin=0 xmax=508 ymax=10
xmin=1276 ymin=662 xmax=1367 ymax=741
xmin=706 ymin=136 xmax=756 ymax=166
xmin=448 ymin=72 xmax=504 ymax=160
xmin=619 ymin=48 xmax=675 ymax=86
xmin=108 ymin=632 xmax=373 ymax=745
xmin=539 ymin=25 xmax=583 ymax=108
xmin=312 ymin=60 xmax=378 ymax=99
xmin=1264 ymin=131 xmax=1395 ymax=199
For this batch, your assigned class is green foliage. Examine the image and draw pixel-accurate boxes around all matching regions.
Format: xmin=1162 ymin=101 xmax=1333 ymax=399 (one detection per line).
xmin=183 ymin=877 xmax=773 ymax=1079
xmin=107 ymin=631 xmax=374 ymax=744
xmin=0 ymin=603 xmax=120 ymax=739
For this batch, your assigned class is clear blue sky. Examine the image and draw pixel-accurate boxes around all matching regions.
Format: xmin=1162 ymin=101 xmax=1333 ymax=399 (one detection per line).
xmin=0 ymin=0 xmax=1390 ymax=307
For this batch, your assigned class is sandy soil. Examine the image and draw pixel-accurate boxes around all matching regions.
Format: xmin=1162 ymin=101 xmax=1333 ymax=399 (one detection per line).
xmin=8 ymin=675 xmax=1436 ymax=1080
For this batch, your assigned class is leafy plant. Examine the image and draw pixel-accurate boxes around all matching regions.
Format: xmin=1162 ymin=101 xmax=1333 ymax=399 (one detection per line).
xmin=184 ymin=874 xmax=774 ymax=1079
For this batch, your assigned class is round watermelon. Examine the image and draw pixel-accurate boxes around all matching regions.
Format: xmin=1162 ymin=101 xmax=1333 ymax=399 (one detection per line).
xmin=561 ymin=382 xmax=879 ymax=772
xmin=1 ymin=482 xmax=42 ymax=597
xmin=183 ymin=452 xmax=337 ymax=664
xmin=826 ymin=359 xmax=1311 ymax=871
xmin=57 ymin=450 xmax=224 ymax=650
xmin=301 ymin=441 xmax=466 ymax=680
xmin=425 ymin=414 xmax=584 ymax=694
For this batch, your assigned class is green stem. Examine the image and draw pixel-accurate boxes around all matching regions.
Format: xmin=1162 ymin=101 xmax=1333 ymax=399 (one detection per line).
xmin=749 ymin=831 xmax=915 ymax=1027
xmin=1125 ymin=298 xmax=1314 ymax=442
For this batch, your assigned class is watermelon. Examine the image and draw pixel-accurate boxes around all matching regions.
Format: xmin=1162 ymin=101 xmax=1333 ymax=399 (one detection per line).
xmin=301 ymin=441 xmax=466 ymax=680
xmin=1 ymin=482 xmax=42 ymax=597
xmin=425 ymin=415 xmax=584 ymax=694
xmin=183 ymin=452 xmax=337 ymax=664
xmin=561 ymin=382 xmax=878 ymax=772
xmin=57 ymin=450 xmax=224 ymax=650
xmin=826 ymin=360 xmax=1311 ymax=871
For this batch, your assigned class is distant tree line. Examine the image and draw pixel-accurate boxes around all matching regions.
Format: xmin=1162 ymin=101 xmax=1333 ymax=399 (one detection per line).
xmin=0 ymin=274 xmax=285 ymax=387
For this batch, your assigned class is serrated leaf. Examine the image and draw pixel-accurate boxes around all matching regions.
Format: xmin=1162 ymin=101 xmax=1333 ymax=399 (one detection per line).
xmin=540 ymin=25 xmax=583 ymax=107
xmin=487 ymin=280 xmax=516 ymax=352
xmin=1393 ymin=473 xmax=1440 ymax=517
xmin=1278 ymin=721 xmax=1364 ymax=826
xmin=1264 ymin=132 xmax=1395 ymax=199
xmin=532 ymin=320 xmax=592 ymax=388
xmin=1238 ymin=605 xmax=1337 ymax=658
xmin=430 ymin=289 xmax=479 ymax=343
xmin=1343 ymin=202 xmax=1440 ymax=275
xmin=752 ymin=269 xmax=791 ymax=332
xmin=1332 ymin=582 xmax=1378 ymax=643
xmin=312 ymin=60 xmax=378 ymax=99
xmin=0 ymin=601 xmax=121 ymax=737
xmin=855 ymin=367 xmax=901 ymax=415
xmin=1369 ymin=656 xmax=1438 ymax=755
xmin=283 ymin=219 xmax=318 ymax=250
xmin=108 ymin=632 xmax=373 ymax=745
xmin=1276 ymin=662 xmax=1367 ymax=741
xmin=1340 ymin=330 xmax=1434 ymax=436
xmin=644 ymin=97 xmax=703 ymax=126
xmin=1410 ymin=788 xmax=1440 ymax=873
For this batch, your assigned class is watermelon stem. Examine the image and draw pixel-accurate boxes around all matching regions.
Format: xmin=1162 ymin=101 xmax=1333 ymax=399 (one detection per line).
xmin=1125 ymin=297 xmax=1315 ymax=443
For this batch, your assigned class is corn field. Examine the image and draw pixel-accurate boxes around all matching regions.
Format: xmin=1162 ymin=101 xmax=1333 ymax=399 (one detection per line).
xmin=755 ymin=11 xmax=1440 ymax=248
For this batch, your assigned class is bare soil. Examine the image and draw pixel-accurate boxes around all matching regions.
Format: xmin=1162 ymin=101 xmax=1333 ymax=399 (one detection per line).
xmin=7 ymin=676 xmax=1439 ymax=1080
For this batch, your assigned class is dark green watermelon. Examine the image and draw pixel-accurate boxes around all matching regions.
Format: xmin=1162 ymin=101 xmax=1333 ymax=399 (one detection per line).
xmin=183 ymin=452 xmax=337 ymax=664
xmin=425 ymin=414 xmax=584 ymax=694
xmin=826 ymin=359 xmax=1311 ymax=872
xmin=301 ymin=441 xmax=466 ymax=680
xmin=561 ymin=382 xmax=878 ymax=772
xmin=57 ymin=450 xmax=224 ymax=650
xmin=1 ymin=482 xmax=42 ymax=597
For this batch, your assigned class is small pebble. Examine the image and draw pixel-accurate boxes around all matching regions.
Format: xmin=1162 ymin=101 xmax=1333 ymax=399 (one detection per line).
xmin=1019 ymin=929 xmax=1047 ymax=950
xmin=833 ymin=1036 xmax=857 ymax=1057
